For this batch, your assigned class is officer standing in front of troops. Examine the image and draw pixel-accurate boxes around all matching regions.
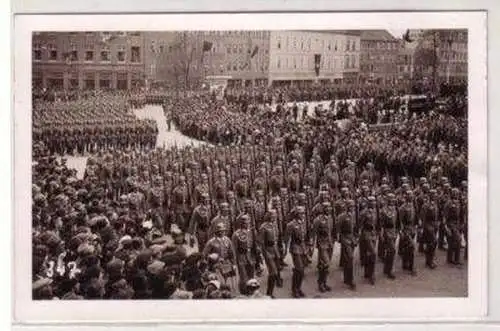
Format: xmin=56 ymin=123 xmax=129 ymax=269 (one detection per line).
xmin=337 ymin=200 xmax=358 ymax=290
xmin=188 ymin=192 xmax=212 ymax=252
xmin=398 ymin=191 xmax=418 ymax=275
xmin=379 ymin=193 xmax=398 ymax=279
xmin=232 ymin=214 xmax=256 ymax=295
xmin=258 ymin=209 xmax=283 ymax=298
xmin=309 ymin=202 xmax=335 ymax=293
xmin=444 ymin=188 xmax=463 ymax=266
xmin=284 ymin=206 xmax=308 ymax=298
xmin=359 ymin=196 xmax=378 ymax=285
xmin=420 ymin=190 xmax=439 ymax=269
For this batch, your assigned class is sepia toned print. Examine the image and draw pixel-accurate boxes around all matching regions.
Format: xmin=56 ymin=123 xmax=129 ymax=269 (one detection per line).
xmin=31 ymin=29 xmax=468 ymax=301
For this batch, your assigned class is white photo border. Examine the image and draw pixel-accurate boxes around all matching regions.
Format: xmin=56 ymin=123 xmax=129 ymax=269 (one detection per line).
xmin=13 ymin=12 xmax=487 ymax=324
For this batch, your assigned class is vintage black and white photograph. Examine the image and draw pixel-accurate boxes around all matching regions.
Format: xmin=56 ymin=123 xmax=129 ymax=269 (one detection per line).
xmin=13 ymin=12 xmax=487 ymax=323
xmin=29 ymin=27 xmax=470 ymax=301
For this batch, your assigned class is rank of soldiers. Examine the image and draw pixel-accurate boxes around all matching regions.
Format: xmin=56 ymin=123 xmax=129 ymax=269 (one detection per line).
xmin=44 ymin=138 xmax=468 ymax=298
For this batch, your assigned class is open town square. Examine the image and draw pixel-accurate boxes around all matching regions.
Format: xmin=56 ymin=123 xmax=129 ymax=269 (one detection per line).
xmin=31 ymin=30 xmax=468 ymax=300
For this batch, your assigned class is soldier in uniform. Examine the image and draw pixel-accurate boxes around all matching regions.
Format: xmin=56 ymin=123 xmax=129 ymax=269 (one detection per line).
xmin=421 ymin=191 xmax=439 ymax=269
xmin=309 ymin=202 xmax=335 ymax=292
xmin=284 ymin=206 xmax=308 ymax=298
xmin=398 ymin=191 xmax=418 ymax=275
xmin=203 ymin=222 xmax=237 ymax=287
xmin=188 ymin=193 xmax=212 ymax=252
xmin=258 ymin=209 xmax=283 ymax=298
xmin=379 ymin=193 xmax=398 ymax=279
xmin=209 ymin=202 xmax=231 ymax=238
xmin=337 ymin=199 xmax=358 ymax=290
xmin=269 ymin=195 xmax=287 ymax=268
xmin=359 ymin=196 xmax=378 ymax=284
xmin=444 ymin=188 xmax=463 ymax=266
xmin=232 ymin=214 xmax=256 ymax=294
xmin=172 ymin=176 xmax=190 ymax=232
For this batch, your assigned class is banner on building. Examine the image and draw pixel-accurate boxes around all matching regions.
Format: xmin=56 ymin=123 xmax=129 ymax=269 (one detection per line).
xmin=314 ymin=54 xmax=321 ymax=76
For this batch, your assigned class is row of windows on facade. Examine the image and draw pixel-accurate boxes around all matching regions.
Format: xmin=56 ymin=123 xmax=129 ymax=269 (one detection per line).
xmin=360 ymin=64 xmax=397 ymax=73
xmin=33 ymin=47 xmax=141 ymax=62
xmin=276 ymin=38 xmax=358 ymax=52
xmin=362 ymin=54 xmax=398 ymax=62
xmin=362 ymin=41 xmax=401 ymax=50
xmin=200 ymin=30 xmax=268 ymax=38
xmin=439 ymin=51 xmax=467 ymax=62
xmin=275 ymin=55 xmax=358 ymax=70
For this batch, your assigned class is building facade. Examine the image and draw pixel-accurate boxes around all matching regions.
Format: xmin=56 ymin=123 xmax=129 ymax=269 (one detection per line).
xmin=359 ymin=30 xmax=400 ymax=85
xmin=200 ymin=30 xmax=271 ymax=87
xmin=414 ymin=29 xmax=468 ymax=86
xmin=32 ymin=31 xmax=146 ymax=90
xmin=267 ymin=30 xmax=360 ymax=86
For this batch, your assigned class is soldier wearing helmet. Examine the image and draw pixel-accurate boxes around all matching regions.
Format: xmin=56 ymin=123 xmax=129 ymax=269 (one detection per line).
xmin=358 ymin=196 xmax=378 ymax=285
xmin=232 ymin=214 xmax=256 ymax=294
xmin=310 ymin=202 xmax=334 ymax=293
xmin=398 ymin=191 xmax=418 ymax=275
xmin=379 ymin=193 xmax=398 ymax=279
xmin=337 ymin=199 xmax=357 ymax=290
xmin=258 ymin=209 xmax=283 ymax=298
xmin=444 ymin=187 xmax=463 ymax=266
xmin=188 ymin=192 xmax=212 ymax=252
xmin=284 ymin=206 xmax=308 ymax=298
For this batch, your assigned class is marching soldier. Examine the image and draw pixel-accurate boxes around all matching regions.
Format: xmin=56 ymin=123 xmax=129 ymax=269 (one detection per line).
xmin=359 ymin=196 xmax=378 ymax=284
xmin=337 ymin=200 xmax=358 ymax=290
xmin=309 ymin=202 xmax=335 ymax=292
xmin=398 ymin=191 xmax=418 ymax=275
xmin=188 ymin=193 xmax=212 ymax=252
xmin=232 ymin=214 xmax=256 ymax=294
xmin=203 ymin=222 xmax=237 ymax=287
xmin=421 ymin=191 xmax=439 ymax=269
xmin=284 ymin=206 xmax=308 ymax=298
xmin=172 ymin=175 xmax=190 ymax=232
xmin=258 ymin=210 xmax=283 ymax=298
xmin=380 ymin=193 xmax=398 ymax=279
xmin=444 ymin=188 xmax=463 ymax=266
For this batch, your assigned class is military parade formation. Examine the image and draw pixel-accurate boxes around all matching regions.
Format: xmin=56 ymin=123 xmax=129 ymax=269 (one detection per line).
xmin=31 ymin=82 xmax=468 ymax=300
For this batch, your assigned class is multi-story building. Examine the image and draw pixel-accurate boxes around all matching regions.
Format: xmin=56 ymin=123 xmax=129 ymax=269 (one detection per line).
xmin=267 ymin=30 xmax=361 ymax=87
xmin=144 ymin=31 xmax=270 ymax=88
xmin=397 ymin=40 xmax=416 ymax=80
xmin=32 ymin=31 xmax=146 ymax=90
xmin=200 ymin=30 xmax=271 ymax=87
xmin=413 ymin=29 xmax=468 ymax=86
xmin=359 ymin=30 xmax=400 ymax=85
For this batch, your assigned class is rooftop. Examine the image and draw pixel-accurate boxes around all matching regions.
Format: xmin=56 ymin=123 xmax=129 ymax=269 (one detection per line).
xmin=359 ymin=30 xmax=397 ymax=41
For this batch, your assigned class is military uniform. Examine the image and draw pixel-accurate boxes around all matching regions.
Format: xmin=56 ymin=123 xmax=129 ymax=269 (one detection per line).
xmin=421 ymin=196 xmax=439 ymax=268
xmin=310 ymin=203 xmax=335 ymax=292
xmin=188 ymin=200 xmax=212 ymax=252
xmin=258 ymin=212 xmax=282 ymax=297
xmin=398 ymin=197 xmax=417 ymax=274
xmin=359 ymin=199 xmax=378 ymax=284
xmin=444 ymin=191 xmax=463 ymax=265
xmin=232 ymin=216 xmax=256 ymax=294
xmin=285 ymin=207 xmax=308 ymax=298
xmin=337 ymin=204 xmax=358 ymax=289
xmin=380 ymin=198 xmax=398 ymax=278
